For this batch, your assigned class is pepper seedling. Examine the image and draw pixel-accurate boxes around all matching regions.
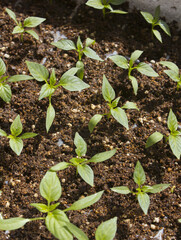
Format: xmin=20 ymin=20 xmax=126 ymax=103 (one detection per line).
xmin=86 ymin=0 xmax=127 ymax=18
xmin=0 ymin=115 xmax=37 ymax=155
xmin=0 ymin=57 xmax=33 ymax=102
xmin=51 ymin=36 xmax=103 ymax=80
xmin=26 ymin=61 xmax=90 ymax=132
xmin=88 ymin=75 xmax=139 ymax=133
xmin=109 ymin=50 xmax=158 ymax=95
xmin=141 ymin=5 xmax=171 ymax=43
xmin=0 ymin=171 xmax=104 ymax=240
xmin=111 ymin=161 xmax=170 ymax=214
xmin=160 ymin=61 xmax=181 ymax=90
xmin=6 ymin=8 xmax=46 ymax=41
xmin=146 ymin=109 xmax=181 ymax=159
xmin=50 ymin=132 xmax=116 ymax=186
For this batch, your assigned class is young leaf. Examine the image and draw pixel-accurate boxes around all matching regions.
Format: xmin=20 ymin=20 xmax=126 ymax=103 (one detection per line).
xmin=136 ymin=62 xmax=158 ymax=77
xmin=138 ymin=192 xmax=150 ymax=214
xmin=0 ymin=129 xmax=7 ymax=137
xmin=39 ymin=83 xmax=55 ymax=100
xmin=65 ymin=191 xmax=104 ymax=211
xmin=111 ymin=97 xmax=120 ymax=108
xmin=110 ymin=10 xmax=127 ymax=14
xmin=160 ymin=61 xmax=179 ymax=74
xmin=77 ymin=164 xmax=94 ymax=186
xmin=49 ymin=69 xmax=56 ymax=86
xmin=153 ymin=5 xmax=160 ymax=22
xmin=40 ymin=171 xmax=61 ymax=203
xmin=122 ymin=101 xmax=139 ymax=110
xmin=23 ymin=17 xmax=45 ymax=27
xmin=8 ymin=75 xmax=33 ymax=82
xmin=10 ymin=115 xmax=22 ymax=136
xmin=0 ymin=58 xmax=6 ymax=76
xmin=83 ymin=47 xmax=103 ymax=61
xmin=0 ymin=217 xmax=30 ymax=231
xmin=86 ymin=0 xmax=104 ymax=10
xmin=51 ymin=40 xmax=76 ymax=51
xmin=129 ymin=76 xmax=138 ymax=95
xmin=163 ymin=70 xmax=180 ymax=82
xmin=111 ymin=186 xmax=131 ymax=194
xmin=12 ymin=26 xmax=24 ymax=34
xmin=130 ymin=50 xmax=143 ymax=64
xmin=25 ymin=29 xmax=39 ymax=40
xmin=76 ymin=61 xmax=84 ymax=80
xmin=140 ymin=185 xmax=153 ymax=193
xmin=26 ymin=61 xmax=49 ymax=82
xmin=85 ymin=38 xmax=95 ymax=47
xmin=133 ymin=161 xmax=145 ymax=186
xmin=145 ymin=132 xmax=163 ymax=148
xmin=30 ymin=203 xmax=49 ymax=213
xmin=169 ymin=135 xmax=181 ymax=159
xmin=5 ymin=8 xmax=18 ymax=24
xmin=167 ymin=109 xmax=178 ymax=133
xmin=102 ymin=75 xmax=115 ymax=102
xmin=9 ymin=137 xmax=23 ymax=156
xmin=20 ymin=132 xmax=37 ymax=139
xmin=76 ymin=36 xmax=83 ymax=50
xmin=0 ymin=83 xmax=12 ymax=102
xmin=59 ymin=75 xmax=90 ymax=91
xmin=46 ymin=103 xmax=55 ymax=133
xmin=66 ymin=222 xmax=88 ymax=240
xmin=49 ymin=162 xmax=70 ymax=172
xmin=111 ymin=107 xmax=129 ymax=129
xmin=109 ymin=55 xmax=128 ymax=69
xmin=153 ymin=29 xmax=162 ymax=43
xmin=87 ymin=149 xmax=116 ymax=163
xmin=74 ymin=132 xmax=87 ymax=157
xmin=149 ymin=184 xmax=170 ymax=193
xmin=61 ymin=67 xmax=80 ymax=78
xmin=158 ymin=20 xmax=171 ymax=36
xmin=140 ymin=11 xmax=153 ymax=24
xmin=88 ymin=114 xmax=103 ymax=133
xmin=95 ymin=217 xmax=117 ymax=240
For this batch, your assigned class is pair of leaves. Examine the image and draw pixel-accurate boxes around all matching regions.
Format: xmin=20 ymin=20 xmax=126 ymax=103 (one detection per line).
xmin=0 ymin=115 xmax=37 ymax=155
xmin=146 ymin=109 xmax=181 ymax=159
xmin=109 ymin=50 xmax=158 ymax=95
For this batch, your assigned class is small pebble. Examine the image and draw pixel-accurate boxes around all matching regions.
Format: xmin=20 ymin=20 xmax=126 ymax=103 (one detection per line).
xmin=4 ymin=54 xmax=10 ymax=58
xmin=34 ymin=193 xmax=38 ymax=198
xmin=157 ymin=116 xmax=162 ymax=122
xmin=167 ymin=167 xmax=172 ymax=172
xmin=91 ymin=104 xmax=96 ymax=110
xmin=62 ymin=178 xmax=65 ymax=183
xmin=151 ymin=224 xmax=156 ymax=230
xmin=150 ymin=60 xmax=156 ymax=64
xmin=154 ymin=217 xmax=160 ymax=223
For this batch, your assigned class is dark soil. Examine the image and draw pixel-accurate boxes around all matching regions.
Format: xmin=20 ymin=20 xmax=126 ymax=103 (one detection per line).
xmin=0 ymin=0 xmax=180 ymax=239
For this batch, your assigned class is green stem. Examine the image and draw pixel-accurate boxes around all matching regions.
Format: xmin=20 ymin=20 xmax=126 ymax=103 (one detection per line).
xmin=29 ymin=217 xmax=45 ymax=221
xmin=103 ymin=8 xmax=106 ymax=18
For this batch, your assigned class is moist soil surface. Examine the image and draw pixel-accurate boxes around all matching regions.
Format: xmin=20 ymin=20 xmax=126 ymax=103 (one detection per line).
xmin=0 ymin=0 xmax=181 ymax=239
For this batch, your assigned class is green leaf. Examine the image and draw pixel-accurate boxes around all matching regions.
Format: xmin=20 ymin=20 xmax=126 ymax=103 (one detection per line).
xmin=83 ymin=47 xmax=103 ymax=61
xmin=130 ymin=50 xmax=143 ymax=64
xmin=163 ymin=70 xmax=180 ymax=82
xmin=153 ymin=29 xmax=162 ymax=43
xmin=111 ymin=0 xmax=126 ymax=5
xmin=110 ymin=10 xmax=127 ymax=14
xmin=109 ymin=55 xmax=128 ymax=69
xmin=30 ymin=203 xmax=49 ymax=213
xmin=74 ymin=132 xmax=87 ymax=157
xmin=20 ymin=132 xmax=37 ymax=139
xmin=39 ymin=83 xmax=55 ymax=100
xmin=26 ymin=61 xmax=49 ymax=82
xmin=0 ymin=129 xmax=7 ymax=137
xmin=129 ymin=76 xmax=138 ymax=95
xmin=167 ymin=109 xmax=178 ymax=132
xmin=49 ymin=69 xmax=56 ymax=86
xmin=102 ymin=75 xmax=115 ymax=102
xmin=0 ymin=83 xmax=12 ymax=102
xmin=158 ymin=20 xmax=171 ymax=36
xmin=85 ymin=38 xmax=95 ymax=47
xmin=88 ymin=114 xmax=103 ymax=133
xmin=87 ymin=149 xmax=116 ymax=163
xmin=40 ymin=171 xmax=61 ymax=203
xmin=86 ymin=0 xmax=104 ymax=9
xmin=70 ymin=158 xmax=86 ymax=165
xmin=149 ymin=184 xmax=170 ymax=193
xmin=46 ymin=103 xmax=55 ymax=133
xmin=0 ymin=58 xmax=6 ymax=76
xmin=65 ymin=191 xmax=104 ymax=211
xmin=61 ymin=67 xmax=80 ymax=78
xmin=51 ymin=39 xmax=76 ymax=51
xmin=76 ymin=61 xmax=84 ymax=80
xmin=95 ymin=217 xmax=117 ymax=240
xmin=133 ymin=161 xmax=145 ymax=186
xmin=141 ymin=185 xmax=153 ymax=193
xmin=111 ymin=186 xmax=131 ymax=194
xmin=10 ymin=115 xmax=22 ymax=136
xmin=153 ymin=5 xmax=160 ymax=23
xmin=136 ymin=62 xmax=158 ymax=77
xmin=8 ymin=75 xmax=33 ymax=82
xmin=0 ymin=217 xmax=30 ymax=231
xmin=140 ymin=11 xmax=153 ymax=24
xmin=138 ymin=192 xmax=150 ymax=215
xmin=122 ymin=101 xmax=139 ymax=110
xmin=0 ymin=76 xmax=8 ymax=83
xmin=25 ymin=29 xmax=39 ymax=40
xmin=77 ymin=164 xmax=94 ymax=186
xmin=76 ymin=36 xmax=83 ymax=50
xmin=12 ymin=26 xmax=24 ymax=34
xmin=9 ymin=137 xmax=23 ymax=155
xmin=111 ymin=107 xmax=129 ymax=129
xmin=145 ymin=132 xmax=163 ymax=148
xmin=160 ymin=61 xmax=179 ymax=74
xmin=24 ymin=17 xmax=45 ymax=27
xmin=5 ymin=8 xmax=18 ymax=24
xmin=60 ymin=75 xmax=90 ymax=91
xmin=50 ymin=162 xmax=70 ymax=172
xmin=66 ymin=222 xmax=88 ymax=240
xmin=111 ymin=97 xmax=120 ymax=108
xmin=169 ymin=135 xmax=181 ymax=159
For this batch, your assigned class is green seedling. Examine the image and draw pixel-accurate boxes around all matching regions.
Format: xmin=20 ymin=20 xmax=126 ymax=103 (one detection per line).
xmin=146 ymin=109 xmax=181 ymax=159
xmin=26 ymin=61 xmax=90 ymax=132
xmin=6 ymin=8 xmax=46 ymax=41
xmin=109 ymin=50 xmax=158 ymax=95
xmin=50 ymin=132 xmax=116 ymax=186
xmin=0 ymin=115 xmax=37 ymax=155
xmin=0 ymin=57 xmax=33 ymax=102
xmin=86 ymin=0 xmax=127 ymax=18
xmin=0 ymin=171 xmax=104 ymax=240
xmin=111 ymin=161 xmax=170 ymax=214
xmin=51 ymin=36 xmax=103 ymax=80
xmin=95 ymin=217 xmax=117 ymax=240
xmin=88 ymin=75 xmax=138 ymax=133
xmin=160 ymin=61 xmax=181 ymax=90
xmin=141 ymin=5 xmax=171 ymax=43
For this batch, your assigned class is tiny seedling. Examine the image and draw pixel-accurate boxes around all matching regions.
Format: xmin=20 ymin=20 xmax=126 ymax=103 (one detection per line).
xmin=86 ymin=0 xmax=127 ymax=18
xmin=111 ymin=161 xmax=170 ymax=214
xmin=51 ymin=36 xmax=103 ymax=79
xmin=94 ymin=217 xmax=117 ymax=240
xmin=0 ymin=171 xmax=104 ymax=240
xmin=0 ymin=57 xmax=33 ymax=102
xmin=6 ymin=7 xmax=46 ymax=41
xmin=88 ymin=75 xmax=139 ymax=133
xmin=141 ymin=5 xmax=171 ymax=43
xmin=0 ymin=115 xmax=37 ymax=155
xmin=50 ymin=132 xmax=116 ymax=186
xmin=146 ymin=109 xmax=181 ymax=159
xmin=26 ymin=61 xmax=90 ymax=132
xmin=109 ymin=50 xmax=158 ymax=95
xmin=160 ymin=61 xmax=181 ymax=90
